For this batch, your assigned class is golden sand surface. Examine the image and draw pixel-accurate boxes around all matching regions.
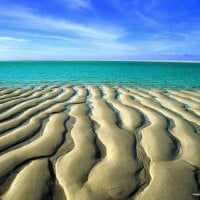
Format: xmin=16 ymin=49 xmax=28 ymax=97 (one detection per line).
xmin=0 ymin=85 xmax=199 ymax=200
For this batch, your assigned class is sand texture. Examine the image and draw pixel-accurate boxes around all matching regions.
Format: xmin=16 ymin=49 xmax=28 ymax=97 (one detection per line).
xmin=0 ymin=85 xmax=200 ymax=200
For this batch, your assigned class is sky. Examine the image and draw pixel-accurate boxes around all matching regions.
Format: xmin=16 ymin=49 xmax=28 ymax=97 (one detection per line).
xmin=0 ymin=0 xmax=200 ymax=60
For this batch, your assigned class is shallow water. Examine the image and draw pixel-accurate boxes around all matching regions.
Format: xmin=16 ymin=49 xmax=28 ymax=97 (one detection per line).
xmin=0 ymin=61 xmax=199 ymax=89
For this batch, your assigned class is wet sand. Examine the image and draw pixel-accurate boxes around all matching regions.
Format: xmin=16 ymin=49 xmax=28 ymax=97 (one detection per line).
xmin=0 ymin=85 xmax=200 ymax=200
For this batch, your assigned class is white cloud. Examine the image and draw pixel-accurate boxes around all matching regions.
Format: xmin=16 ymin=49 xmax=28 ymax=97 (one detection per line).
xmin=0 ymin=5 xmax=134 ymax=60
xmin=1 ymin=4 xmax=199 ymax=60
xmin=109 ymin=0 xmax=161 ymax=27
xmin=0 ymin=6 xmax=122 ymax=40
xmin=0 ymin=36 xmax=30 ymax=42
xmin=134 ymin=11 xmax=160 ymax=27
xmin=62 ymin=0 xmax=92 ymax=10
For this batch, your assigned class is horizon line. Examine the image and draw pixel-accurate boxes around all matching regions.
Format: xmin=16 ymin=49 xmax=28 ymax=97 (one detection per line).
xmin=0 ymin=59 xmax=200 ymax=63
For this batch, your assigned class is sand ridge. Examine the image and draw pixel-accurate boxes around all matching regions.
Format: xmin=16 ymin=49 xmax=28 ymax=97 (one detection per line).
xmin=0 ymin=85 xmax=199 ymax=200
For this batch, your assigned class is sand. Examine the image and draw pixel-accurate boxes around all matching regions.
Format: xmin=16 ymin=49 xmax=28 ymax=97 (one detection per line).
xmin=0 ymin=85 xmax=199 ymax=200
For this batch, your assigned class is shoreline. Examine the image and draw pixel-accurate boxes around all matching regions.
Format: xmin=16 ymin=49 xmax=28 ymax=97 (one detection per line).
xmin=1 ymin=85 xmax=200 ymax=91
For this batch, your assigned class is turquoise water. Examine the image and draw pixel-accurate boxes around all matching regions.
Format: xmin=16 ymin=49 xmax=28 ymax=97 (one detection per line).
xmin=0 ymin=61 xmax=199 ymax=89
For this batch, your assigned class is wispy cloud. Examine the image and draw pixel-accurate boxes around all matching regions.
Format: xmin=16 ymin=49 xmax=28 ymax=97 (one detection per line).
xmin=60 ymin=0 xmax=92 ymax=10
xmin=108 ymin=0 xmax=161 ymax=27
xmin=0 ymin=36 xmax=30 ymax=42
xmin=134 ymin=11 xmax=160 ymax=27
xmin=0 ymin=5 xmax=132 ymax=60
xmin=0 ymin=1 xmax=200 ymax=60
xmin=0 ymin=6 xmax=123 ymax=40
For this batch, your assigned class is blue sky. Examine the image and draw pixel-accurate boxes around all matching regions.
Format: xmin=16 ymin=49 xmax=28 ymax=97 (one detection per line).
xmin=0 ymin=0 xmax=200 ymax=60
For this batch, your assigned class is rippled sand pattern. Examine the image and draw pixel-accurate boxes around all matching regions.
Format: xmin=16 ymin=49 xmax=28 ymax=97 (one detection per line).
xmin=0 ymin=85 xmax=200 ymax=200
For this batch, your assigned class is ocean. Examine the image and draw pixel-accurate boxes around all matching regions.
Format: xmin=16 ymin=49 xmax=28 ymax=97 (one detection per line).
xmin=0 ymin=61 xmax=199 ymax=89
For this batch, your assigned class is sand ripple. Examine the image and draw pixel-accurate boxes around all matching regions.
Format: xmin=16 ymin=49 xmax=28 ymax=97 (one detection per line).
xmin=0 ymin=85 xmax=199 ymax=200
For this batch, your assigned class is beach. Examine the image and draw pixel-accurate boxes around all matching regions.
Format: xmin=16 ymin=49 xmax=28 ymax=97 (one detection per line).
xmin=0 ymin=85 xmax=199 ymax=200
xmin=1 ymin=0 xmax=200 ymax=197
